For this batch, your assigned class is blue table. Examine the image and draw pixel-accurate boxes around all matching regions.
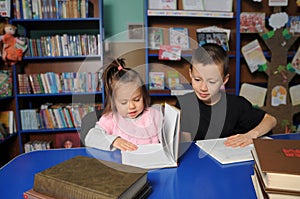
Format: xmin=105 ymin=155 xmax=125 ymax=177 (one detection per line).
xmin=1 ymin=133 xmax=299 ymax=199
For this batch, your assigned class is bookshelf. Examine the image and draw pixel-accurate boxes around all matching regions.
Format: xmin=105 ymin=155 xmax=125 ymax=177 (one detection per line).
xmin=0 ymin=65 xmax=19 ymax=167
xmin=9 ymin=0 xmax=104 ymax=153
xmin=144 ymin=0 xmax=300 ymax=133
xmin=145 ymin=0 xmax=239 ymax=104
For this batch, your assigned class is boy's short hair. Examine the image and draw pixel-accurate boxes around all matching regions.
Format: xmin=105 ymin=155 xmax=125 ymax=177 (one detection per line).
xmin=191 ymin=43 xmax=229 ymax=77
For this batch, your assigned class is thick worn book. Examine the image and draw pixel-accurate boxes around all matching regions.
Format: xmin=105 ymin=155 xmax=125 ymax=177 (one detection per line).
xmin=252 ymin=139 xmax=300 ymax=192
xmin=252 ymin=165 xmax=300 ymax=199
xmin=121 ymin=103 xmax=181 ymax=169
xmin=33 ymin=156 xmax=149 ymax=199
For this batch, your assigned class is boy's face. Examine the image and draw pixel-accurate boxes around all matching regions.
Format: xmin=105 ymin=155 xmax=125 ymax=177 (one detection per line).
xmin=113 ymin=82 xmax=145 ymax=119
xmin=189 ymin=63 xmax=229 ymax=105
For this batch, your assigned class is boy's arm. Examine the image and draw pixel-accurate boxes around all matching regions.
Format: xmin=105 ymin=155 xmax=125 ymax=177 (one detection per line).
xmin=224 ymin=113 xmax=277 ymax=147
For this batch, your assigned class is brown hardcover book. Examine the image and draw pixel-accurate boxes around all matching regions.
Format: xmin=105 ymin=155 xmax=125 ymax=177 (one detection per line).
xmin=252 ymin=139 xmax=300 ymax=192
xmin=33 ymin=156 xmax=149 ymax=199
xmin=252 ymin=165 xmax=300 ymax=199
xmin=23 ymin=189 xmax=55 ymax=199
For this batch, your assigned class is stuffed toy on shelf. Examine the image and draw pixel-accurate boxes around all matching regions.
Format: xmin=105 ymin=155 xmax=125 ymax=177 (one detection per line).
xmin=0 ymin=23 xmax=27 ymax=66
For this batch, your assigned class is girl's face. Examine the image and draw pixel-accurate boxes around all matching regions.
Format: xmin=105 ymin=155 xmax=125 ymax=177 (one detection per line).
xmin=189 ymin=63 xmax=229 ymax=105
xmin=113 ymin=82 xmax=145 ymax=118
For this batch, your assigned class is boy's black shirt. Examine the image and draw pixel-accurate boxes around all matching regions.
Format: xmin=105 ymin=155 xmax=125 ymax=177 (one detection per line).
xmin=175 ymin=92 xmax=266 ymax=141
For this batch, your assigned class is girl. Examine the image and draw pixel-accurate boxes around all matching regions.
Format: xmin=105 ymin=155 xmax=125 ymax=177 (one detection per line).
xmin=85 ymin=58 xmax=163 ymax=151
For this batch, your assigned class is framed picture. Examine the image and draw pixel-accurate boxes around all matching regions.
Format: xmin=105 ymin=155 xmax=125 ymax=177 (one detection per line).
xmin=55 ymin=132 xmax=81 ymax=148
xmin=128 ymin=23 xmax=144 ymax=41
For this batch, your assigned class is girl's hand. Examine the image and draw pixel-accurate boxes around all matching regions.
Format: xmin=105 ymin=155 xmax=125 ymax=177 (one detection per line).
xmin=224 ymin=133 xmax=254 ymax=148
xmin=112 ymin=137 xmax=138 ymax=151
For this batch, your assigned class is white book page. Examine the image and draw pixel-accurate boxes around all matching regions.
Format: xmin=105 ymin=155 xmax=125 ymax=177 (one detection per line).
xmin=196 ymin=138 xmax=253 ymax=164
xmin=121 ymin=144 xmax=176 ymax=169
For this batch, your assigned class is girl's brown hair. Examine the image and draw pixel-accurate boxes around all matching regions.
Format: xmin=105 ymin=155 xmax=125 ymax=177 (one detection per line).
xmin=102 ymin=58 xmax=150 ymax=115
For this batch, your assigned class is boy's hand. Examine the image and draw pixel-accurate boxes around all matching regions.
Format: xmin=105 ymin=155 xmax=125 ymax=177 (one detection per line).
xmin=224 ymin=133 xmax=254 ymax=148
xmin=112 ymin=137 xmax=138 ymax=151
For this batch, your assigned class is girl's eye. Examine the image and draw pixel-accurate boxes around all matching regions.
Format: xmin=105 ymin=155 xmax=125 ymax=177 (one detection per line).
xmin=134 ymin=98 xmax=141 ymax=102
xmin=120 ymin=101 xmax=127 ymax=105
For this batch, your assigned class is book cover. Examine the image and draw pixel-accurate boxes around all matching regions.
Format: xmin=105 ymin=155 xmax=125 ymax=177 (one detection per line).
xmin=292 ymin=46 xmax=300 ymax=75
xmin=252 ymin=139 xmax=300 ymax=192
xmin=169 ymin=27 xmax=189 ymax=50
xmin=241 ymin=39 xmax=267 ymax=73
xmin=33 ymin=156 xmax=149 ymax=199
xmin=0 ymin=110 xmax=16 ymax=134
xmin=287 ymin=16 xmax=300 ymax=34
xmin=268 ymin=0 xmax=288 ymax=6
xmin=182 ymin=0 xmax=204 ymax=10
xmin=158 ymin=45 xmax=181 ymax=61
xmin=121 ymin=103 xmax=181 ymax=169
xmin=148 ymin=0 xmax=177 ymax=10
xmin=0 ymin=70 xmax=12 ymax=97
xmin=197 ymin=32 xmax=229 ymax=51
xmin=239 ymin=83 xmax=267 ymax=107
xmin=240 ymin=12 xmax=265 ymax=33
xmin=203 ymin=0 xmax=233 ymax=12
xmin=149 ymin=71 xmax=165 ymax=90
xmin=289 ymin=84 xmax=300 ymax=106
xmin=148 ymin=27 xmax=164 ymax=49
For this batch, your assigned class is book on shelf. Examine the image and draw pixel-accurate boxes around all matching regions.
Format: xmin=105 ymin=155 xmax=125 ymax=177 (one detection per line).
xmin=182 ymin=0 xmax=204 ymax=10
xmin=197 ymin=32 xmax=229 ymax=51
xmin=240 ymin=12 xmax=265 ymax=33
xmin=149 ymin=71 xmax=165 ymax=90
xmin=0 ymin=69 xmax=12 ymax=97
xmin=203 ymin=0 xmax=233 ymax=12
xmin=195 ymin=138 xmax=254 ymax=164
xmin=241 ymin=39 xmax=267 ymax=73
xmin=148 ymin=0 xmax=177 ymax=10
xmin=121 ymin=103 xmax=181 ymax=169
xmin=268 ymin=0 xmax=288 ymax=6
xmin=252 ymin=139 xmax=300 ymax=192
xmin=0 ymin=110 xmax=16 ymax=135
xmin=24 ymin=140 xmax=52 ymax=153
xmin=239 ymin=83 xmax=267 ymax=107
xmin=158 ymin=45 xmax=181 ymax=61
xmin=33 ymin=156 xmax=150 ymax=199
xmin=169 ymin=27 xmax=190 ymax=50
xmin=148 ymin=27 xmax=164 ymax=49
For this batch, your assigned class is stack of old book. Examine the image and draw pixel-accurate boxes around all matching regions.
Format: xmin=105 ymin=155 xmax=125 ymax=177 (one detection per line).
xmin=23 ymin=156 xmax=152 ymax=199
xmin=251 ymin=139 xmax=300 ymax=199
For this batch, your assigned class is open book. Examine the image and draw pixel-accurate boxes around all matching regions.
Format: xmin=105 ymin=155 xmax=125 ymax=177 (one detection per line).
xmin=121 ymin=103 xmax=181 ymax=169
xmin=195 ymin=138 xmax=254 ymax=164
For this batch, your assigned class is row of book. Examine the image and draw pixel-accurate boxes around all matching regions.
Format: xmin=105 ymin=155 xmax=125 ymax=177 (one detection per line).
xmin=20 ymin=103 xmax=100 ymax=130
xmin=25 ymin=34 xmax=101 ymax=58
xmin=0 ymin=70 xmax=13 ymax=97
xmin=18 ymin=72 xmax=102 ymax=94
xmin=148 ymin=26 xmax=230 ymax=51
xmin=24 ymin=140 xmax=52 ymax=153
xmin=14 ymin=0 xmax=94 ymax=20
xmin=149 ymin=0 xmax=233 ymax=12
xmin=251 ymin=139 xmax=300 ymax=199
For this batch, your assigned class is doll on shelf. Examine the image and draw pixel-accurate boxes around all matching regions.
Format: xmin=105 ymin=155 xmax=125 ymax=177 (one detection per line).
xmin=0 ymin=23 xmax=27 ymax=66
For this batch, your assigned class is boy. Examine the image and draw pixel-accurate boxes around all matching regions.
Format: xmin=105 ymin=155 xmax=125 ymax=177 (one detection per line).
xmin=176 ymin=43 xmax=277 ymax=147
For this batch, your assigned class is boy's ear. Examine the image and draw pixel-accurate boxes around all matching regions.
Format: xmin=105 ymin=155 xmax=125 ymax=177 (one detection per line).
xmin=223 ymin=74 xmax=230 ymax=85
